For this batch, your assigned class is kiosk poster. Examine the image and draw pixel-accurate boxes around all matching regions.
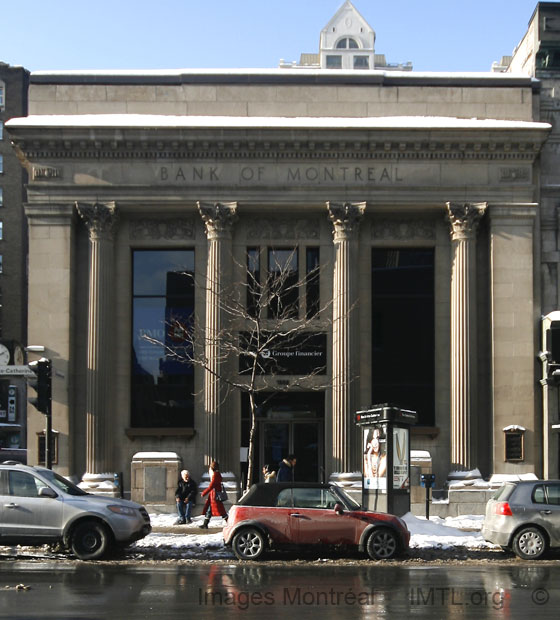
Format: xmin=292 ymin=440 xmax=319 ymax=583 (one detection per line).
xmin=363 ymin=426 xmax=387 ymax=490
xmin=393 ymin=427 xmax=409 ymax=489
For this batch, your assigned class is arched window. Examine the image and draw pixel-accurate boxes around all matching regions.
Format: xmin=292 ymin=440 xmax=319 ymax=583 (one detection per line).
xmin=336 ymin=37 xmax=359 ymax=49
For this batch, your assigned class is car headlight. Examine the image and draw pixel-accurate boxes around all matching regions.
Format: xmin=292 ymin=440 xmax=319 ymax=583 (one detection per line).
xmin=107 ymin=505 xmax=137 ymax=517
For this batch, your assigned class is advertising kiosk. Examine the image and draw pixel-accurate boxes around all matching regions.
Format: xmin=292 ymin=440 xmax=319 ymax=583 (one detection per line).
xmin=355 ymin=404 xmax=417 ymax=516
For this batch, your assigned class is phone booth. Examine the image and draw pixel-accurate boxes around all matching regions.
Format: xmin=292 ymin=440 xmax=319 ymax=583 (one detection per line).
xmin=355 ymin=404 xmax=417 ymax=516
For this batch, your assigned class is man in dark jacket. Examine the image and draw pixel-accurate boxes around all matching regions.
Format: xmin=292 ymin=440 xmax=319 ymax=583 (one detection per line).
xmin=276 ymin=455 xmax=296 ymax=482
xmin=175 ymin=470 xmax=197 ymax=524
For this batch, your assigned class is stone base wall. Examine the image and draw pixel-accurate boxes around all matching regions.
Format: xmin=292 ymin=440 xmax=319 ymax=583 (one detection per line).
xmin=130 ymin=452 xmax=182 ymax=506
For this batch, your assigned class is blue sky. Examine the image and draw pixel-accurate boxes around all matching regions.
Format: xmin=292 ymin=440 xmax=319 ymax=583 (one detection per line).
xmin=1 ymin=1 xmax=541 ymax=72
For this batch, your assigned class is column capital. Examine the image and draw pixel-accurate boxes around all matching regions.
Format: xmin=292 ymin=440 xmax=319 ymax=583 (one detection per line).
xmin=446 ymin=202 xmax=487 ymax=241
xmin=76 ymin=202 xmax=118 ymax=240
xmin=327 ymin=202 xmax=366 ymax=241
xmin=198 ymin=202 xmax=238 ymax=240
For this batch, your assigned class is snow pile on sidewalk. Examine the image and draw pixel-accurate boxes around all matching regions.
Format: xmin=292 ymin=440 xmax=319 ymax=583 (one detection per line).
xmin=132 ymin=513 xmax=231 ymax=556
xmin=403 ymin=513 xmax=498 ymax=550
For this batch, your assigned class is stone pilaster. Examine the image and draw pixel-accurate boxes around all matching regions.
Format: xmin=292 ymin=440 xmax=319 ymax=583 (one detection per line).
xmin=327 ymin=201 xmax=366 ymax=473
xmin=488 ymin=204 xmax=538 ymax=475
xmin=446 ymin=202 xmax=486 ymax=470
xmin=76 ymin=202 xmax=118 ymax=476
xmin=198 ymin=202 xmax=237 ymax=471
xmin=24 ymin=204 xmax=76 ymax=474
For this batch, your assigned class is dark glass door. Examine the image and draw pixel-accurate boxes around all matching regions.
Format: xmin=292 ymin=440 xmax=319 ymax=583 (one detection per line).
xmin=260 ymin=420 xmax=321 ymax=482
xmin=244 ymin=392 xmax=324 ymax=484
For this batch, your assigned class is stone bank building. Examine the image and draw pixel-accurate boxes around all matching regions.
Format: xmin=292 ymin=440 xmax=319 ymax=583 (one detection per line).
xmin=6 ymin=1 xmax=559 ymax=492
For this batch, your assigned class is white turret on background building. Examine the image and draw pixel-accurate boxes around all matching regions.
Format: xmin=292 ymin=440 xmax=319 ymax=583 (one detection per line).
xmin=279 ymin=0 xmax=412 ymax=71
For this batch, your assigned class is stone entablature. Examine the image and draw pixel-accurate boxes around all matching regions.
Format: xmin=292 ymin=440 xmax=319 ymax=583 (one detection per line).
xmin=7 ymin=120 xmax=549 ymax=200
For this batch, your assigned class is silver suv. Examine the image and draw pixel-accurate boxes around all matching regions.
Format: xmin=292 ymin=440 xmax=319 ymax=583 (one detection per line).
xmin=482 ymin=480 xmax=560 ymax=559
xmin=0 ymin=463 xmax=151 ymax=559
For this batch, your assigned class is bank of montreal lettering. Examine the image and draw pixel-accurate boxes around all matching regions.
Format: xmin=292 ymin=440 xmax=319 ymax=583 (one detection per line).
xmin=159 ymin=164 xmax=404 ymax=184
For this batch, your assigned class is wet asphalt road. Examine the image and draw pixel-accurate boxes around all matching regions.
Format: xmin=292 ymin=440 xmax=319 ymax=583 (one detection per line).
xmin=1 ymin=560 xmax=560 ymax=619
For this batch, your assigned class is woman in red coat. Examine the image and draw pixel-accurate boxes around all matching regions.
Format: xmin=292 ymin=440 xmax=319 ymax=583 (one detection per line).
xmin=200 ymin=460 xmax=227 ymax=528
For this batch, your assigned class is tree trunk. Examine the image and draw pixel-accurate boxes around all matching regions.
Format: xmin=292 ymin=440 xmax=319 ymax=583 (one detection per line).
xmin=246 ymin=391 xmax=257 ymax=491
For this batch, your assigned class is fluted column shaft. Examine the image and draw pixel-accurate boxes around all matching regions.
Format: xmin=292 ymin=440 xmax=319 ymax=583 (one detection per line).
xmin=328 ymin=202 xmax=366 ymax=473
xmin=198 ymin=202 xmax=237 ymax=470
xmin=76 ymin=202 xmax=118 ymax=474
xmin=447 ymin=202 xmax=486 ymax=470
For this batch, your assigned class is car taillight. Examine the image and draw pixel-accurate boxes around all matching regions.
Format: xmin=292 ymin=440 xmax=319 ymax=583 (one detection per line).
xmin=494 ymin=502 xmax=513 ymax=516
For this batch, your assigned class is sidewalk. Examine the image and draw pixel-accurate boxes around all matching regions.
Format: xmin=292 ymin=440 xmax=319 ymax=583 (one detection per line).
xmin=151 ymin=524 xmax=223 ymax=535
xmin=149 ymin=513 xmax=226 ymax=535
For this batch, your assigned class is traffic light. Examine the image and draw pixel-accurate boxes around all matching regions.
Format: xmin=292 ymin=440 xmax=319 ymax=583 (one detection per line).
xmin=27 ymin=358 xmax=52 ymax=415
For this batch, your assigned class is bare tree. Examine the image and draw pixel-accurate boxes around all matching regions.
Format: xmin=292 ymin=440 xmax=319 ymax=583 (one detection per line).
xmin=143 ymin=249 xmax=333 ymax=490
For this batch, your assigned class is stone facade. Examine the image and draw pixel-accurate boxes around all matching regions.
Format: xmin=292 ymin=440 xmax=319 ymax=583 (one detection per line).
xmin=5 ymin=4 xmax=559 ymax=495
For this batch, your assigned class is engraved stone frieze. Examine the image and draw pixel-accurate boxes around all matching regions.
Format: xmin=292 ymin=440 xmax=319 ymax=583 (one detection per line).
xmin=129 ymin=218 xmax=196 ymax=240
xmin=246 ymin=217 xmax=320 ymax=240
xmin=499 ymin=167 xmax=530 ymax=182
xmin=32 ymin=165 xmax=62 ymax=180
xmin=371 ymin=218 xmax=435 ymax=240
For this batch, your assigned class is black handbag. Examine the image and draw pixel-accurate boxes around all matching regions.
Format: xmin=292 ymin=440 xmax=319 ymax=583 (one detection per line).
xmin=215 ymin=484 xmax=228 ymax=502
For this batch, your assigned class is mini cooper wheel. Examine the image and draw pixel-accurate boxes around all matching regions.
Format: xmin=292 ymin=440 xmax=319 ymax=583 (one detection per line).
xmin=232 ymin=528 xmax=265 ymax=560
xmin=366 ymin=527 xmax=399 ymax=560
xmin=71 ymin=521 xmax=110 ymax=560
xmin=512 ymin=527 xmax=547 ymax=560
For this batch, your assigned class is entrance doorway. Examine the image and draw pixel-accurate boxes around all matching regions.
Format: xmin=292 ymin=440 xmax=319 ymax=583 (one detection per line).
xmin=242 ymin=392 xmax=324 ymax=484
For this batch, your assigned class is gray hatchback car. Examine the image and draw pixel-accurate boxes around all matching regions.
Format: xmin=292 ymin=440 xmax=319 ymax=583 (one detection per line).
xmin=482 ymin=480 xmax=560 ymax=559
xmin=0 ymin=463 xmax=151 ymax=559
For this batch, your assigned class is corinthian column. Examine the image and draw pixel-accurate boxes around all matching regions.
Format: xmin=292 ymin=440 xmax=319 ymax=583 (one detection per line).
xmin=198 ymin=202 xmax=237 ymax=471
xmin=76 ymin=201 xmax=118 ymax=476
xmin=446 ymin=202 xmax=486 ymax=470
xmin=328 ymin=202 xmax=366 ymax=474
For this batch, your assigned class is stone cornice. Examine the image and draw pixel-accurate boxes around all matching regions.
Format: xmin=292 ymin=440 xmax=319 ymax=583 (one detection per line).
xmin=10 ymin=136 xmax=545 ymax=163
xmin=7 ymin=119 xmax=549 ymax=164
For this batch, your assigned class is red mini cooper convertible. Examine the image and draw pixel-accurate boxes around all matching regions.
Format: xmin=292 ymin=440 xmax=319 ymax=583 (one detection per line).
xmin=223 ymin=482 xmax=410 ymax=560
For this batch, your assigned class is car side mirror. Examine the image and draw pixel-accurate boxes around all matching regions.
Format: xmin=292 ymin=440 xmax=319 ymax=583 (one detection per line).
xmin=334 ymin=502 xmax=344 ymax=514
xmin=39 ymin=486 xmax=57 ymax=498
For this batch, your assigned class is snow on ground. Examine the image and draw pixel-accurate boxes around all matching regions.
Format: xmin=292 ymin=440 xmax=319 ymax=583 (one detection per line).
xmin=127 ymin=511 xmax=498 ymax=557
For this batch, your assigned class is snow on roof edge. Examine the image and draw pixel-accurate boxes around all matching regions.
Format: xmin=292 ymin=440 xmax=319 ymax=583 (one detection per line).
xmin=5 ymin=114 xmax=551 ymax=132
xmin=28 ymin=67 xmax=537 ymax=82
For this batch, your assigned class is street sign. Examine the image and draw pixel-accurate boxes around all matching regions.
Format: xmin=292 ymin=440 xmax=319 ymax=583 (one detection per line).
xmin=0 ymin=365 xmax=36 ymax=377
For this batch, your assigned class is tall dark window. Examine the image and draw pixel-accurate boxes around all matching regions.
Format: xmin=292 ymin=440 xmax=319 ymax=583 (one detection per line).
xmin=371 ymin=248 xmax=435 ymax=426
xmin=306 ymin=247 xmax=320 ymax=319
xmin=247 ymin=247 xmax=260 ymax=317
xmin=131 ymin=250 xmax=194 ymax=428
xmin=267 ymin=248 xmax=298 ymax=319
